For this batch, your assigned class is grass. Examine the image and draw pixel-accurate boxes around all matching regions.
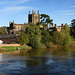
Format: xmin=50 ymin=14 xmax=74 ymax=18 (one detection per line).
xmin=0 ymin=46 xmax=32 ymax=53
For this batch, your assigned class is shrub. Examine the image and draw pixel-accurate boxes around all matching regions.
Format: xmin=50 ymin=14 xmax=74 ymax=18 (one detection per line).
xmin=41 ymin=31 xmax=51 ymax=43
xmin=25 ymin=24 xmax=42 ymax=48
xmin=18 ymin=32 xmax=29 ymax=45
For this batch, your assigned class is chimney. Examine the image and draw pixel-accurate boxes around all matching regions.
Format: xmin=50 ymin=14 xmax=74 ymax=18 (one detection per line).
xmin=61 ymin=24 xmax=64 ymax=27
xmin=55 ymin=24 xmax=57 ymax=28
xmin=38 ymin=10 xmax=39 ymax=14
xmin=13 ymin=20 xmax=14 ymax=25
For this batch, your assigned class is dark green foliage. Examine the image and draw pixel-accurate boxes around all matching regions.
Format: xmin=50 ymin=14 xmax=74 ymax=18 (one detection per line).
xmin=71 ymin=19 xmax=75 ymax=37
xmin=18 ymin=32 xmax=29 ymax=45
xmin=41 ymin=31 xmax=51 ymax=43
xmin=40 ymin=14 xmax=53 ymax=30
xmin=26 ymin=23 xmax=41 ymax=48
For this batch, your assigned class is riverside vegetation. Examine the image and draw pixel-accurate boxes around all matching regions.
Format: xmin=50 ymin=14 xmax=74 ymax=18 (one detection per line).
xmin=18 ymin=14 xmax=75 ymax=48
xmin=0 ymin=46 xmax=31 ymax=53
xmin=0 ymin=14 xmax=75 ymax=50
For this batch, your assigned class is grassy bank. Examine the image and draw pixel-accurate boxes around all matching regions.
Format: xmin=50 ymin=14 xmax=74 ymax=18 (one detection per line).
xmin=0 ymin=46 xmax=32 ymax=53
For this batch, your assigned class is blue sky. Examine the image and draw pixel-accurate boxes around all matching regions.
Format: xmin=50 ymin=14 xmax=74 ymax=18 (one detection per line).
xmin=0 ymin=0 xmax=75 ymax=27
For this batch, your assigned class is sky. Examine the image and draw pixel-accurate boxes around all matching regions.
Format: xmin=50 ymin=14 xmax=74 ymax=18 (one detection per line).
xmin=0 ymin=0 xmax=75 ymax=27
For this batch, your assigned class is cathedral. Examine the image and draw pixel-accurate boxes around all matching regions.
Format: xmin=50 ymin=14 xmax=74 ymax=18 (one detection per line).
xmin=7 ymin=10 xmax=40 ymax=34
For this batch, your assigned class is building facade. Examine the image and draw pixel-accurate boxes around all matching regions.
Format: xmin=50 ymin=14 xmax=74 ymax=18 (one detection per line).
xmin=28 ymin=10 xmax=40 ymax=24
xmin=7 ymin=10 xmax=40 ymax=34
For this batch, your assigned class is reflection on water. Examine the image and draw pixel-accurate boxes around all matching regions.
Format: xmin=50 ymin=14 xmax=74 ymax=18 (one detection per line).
xmin=0 ymin=47 xmax=75 ymax=75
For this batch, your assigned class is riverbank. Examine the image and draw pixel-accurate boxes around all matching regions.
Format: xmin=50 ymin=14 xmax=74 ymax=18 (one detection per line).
xmin=0 ymin=45 xmax=32 ymax=54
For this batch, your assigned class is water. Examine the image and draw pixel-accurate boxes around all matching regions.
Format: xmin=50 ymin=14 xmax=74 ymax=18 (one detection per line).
xmin=0 ymin=47 xmax=75 ymax=75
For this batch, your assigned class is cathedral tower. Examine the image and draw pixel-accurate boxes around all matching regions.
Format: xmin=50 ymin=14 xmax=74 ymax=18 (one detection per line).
xmin=28 ymin=10 xmax=40 ymax=24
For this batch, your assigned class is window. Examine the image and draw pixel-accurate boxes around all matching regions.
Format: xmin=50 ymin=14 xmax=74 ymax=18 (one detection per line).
xmin=35 ymin=16 xmax=37 ymax=19
xmin=18 ymin=27 xmax=19 ymax=29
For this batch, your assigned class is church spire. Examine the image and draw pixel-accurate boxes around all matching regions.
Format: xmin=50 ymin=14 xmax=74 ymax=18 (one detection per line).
xmin=32 ymin=10 xmax=35 ymax=14
xmin=29 ymin=10 xmax=30 ymax=14
xmin=38 ymin=10 xmax=39 ymax=14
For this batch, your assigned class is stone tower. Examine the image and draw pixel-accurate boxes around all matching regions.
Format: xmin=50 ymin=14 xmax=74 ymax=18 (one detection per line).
xmin=28 ymin=10 xmax=40 ymax=24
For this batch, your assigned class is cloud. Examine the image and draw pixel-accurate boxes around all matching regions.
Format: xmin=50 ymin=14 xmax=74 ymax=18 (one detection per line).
xmin=0 ymin=0 xmax=29 ymax=5
xmin=71 ymin=6 xmax=75 ymax=7
xmin=0 ymin=6 xmax=31 ymax=13
xmin=57 ymin=10 xmax=75 ymax=12
xmin=63 ymin=13 xmax=75 ymax=15
xmin=57 ymin=10 xmax=75 ymax=15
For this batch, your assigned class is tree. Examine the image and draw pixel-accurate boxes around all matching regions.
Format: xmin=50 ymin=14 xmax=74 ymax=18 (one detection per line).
xmin=62 ymin=23 xmax=71 ymax=46
xmin=52 ymin=24 xmax=71 ymax=46
xmin=25 ymin=23 xmax=41 ymax=48
xmin=0 ymin=26 xmax=7 ymax=34
xmin=18 ymin=32 xmax=29 ymax=45
xmin=62 ymin=23 xmax=70 ymax=35
xmin=71 ymin=19 xmax=75 ymax=37
xmin=40 ymin=14 xmax=53 ymax=30
xmin=0 ymin=29 xmax=5 ymax=35
xmin=41 ymin=31 xmax=51 ymax=43
xmin=52 ymin=31 xmax=65 ymax=45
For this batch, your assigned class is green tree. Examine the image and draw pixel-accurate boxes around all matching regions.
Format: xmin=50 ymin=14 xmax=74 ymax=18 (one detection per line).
xmin=0 ymin=26 xmax=7 ymax=34
xmin=71 ymin=19 xmax=75 ymax=37
xmin=52 ymin=31 xmax=65 ymax=45
xmin=18 ymin=32 xmax=29 ymax=45
xmin=26 ymin=23 xmax=41 ymax=48
xmin=62 ymin=23 xmax=70 ymax=35
xmin=0 ymin=29 xmax=5 ymax=35
xmin=41 ymin=31 xmax=51 ymax=43
xmin=40 ymin=14 xmax=53 ymax=30
xmin=62 ymin=23 xmax=71 ymax=46
xmin=52 ymin=24 xmax=71 ymax=46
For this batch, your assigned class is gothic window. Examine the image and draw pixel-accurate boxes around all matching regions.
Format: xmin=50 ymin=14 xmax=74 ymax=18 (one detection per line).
xmin=18 ymin=27 xmax=19 ymax=29
xmin=21 ymin=27 xmax=22 ymax=30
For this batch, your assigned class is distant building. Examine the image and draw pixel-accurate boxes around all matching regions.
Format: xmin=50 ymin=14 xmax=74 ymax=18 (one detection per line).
xmin=48 ymin=24 xmax=64 ymax=32
xmin=7 ymin=10 xmax=40 ymax=34
xmin=7 ymin=21 xmax=28 ymax=34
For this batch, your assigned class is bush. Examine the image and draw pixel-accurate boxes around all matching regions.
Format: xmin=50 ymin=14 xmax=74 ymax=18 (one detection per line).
xmin=25 ymin=24 xmax=42 ymax=48
xmin=41 ymin=31 xmax=51 ymax=43
xmin=18 ymin=32 xmax=29 ymax=45
xmin=52 ymin=31 xmax=65 ymax=45
xmin=52 ymin=24 xmax=71 ymax=47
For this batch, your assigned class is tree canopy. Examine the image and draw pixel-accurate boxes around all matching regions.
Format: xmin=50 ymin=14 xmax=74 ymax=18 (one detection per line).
xmin=71 ymin=19 xmax=75 ymax=37
xmin=25 ymin=23 xmax=41 ymax=48
xmin=40 ymin=14 xmax=53 ymax=30
xmin=18 ymin=32 xmax=29 ymax=45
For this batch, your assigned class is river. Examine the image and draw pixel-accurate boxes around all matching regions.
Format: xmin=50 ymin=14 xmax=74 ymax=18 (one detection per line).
xmin=0 ymin=47 xmax=75 ymax=75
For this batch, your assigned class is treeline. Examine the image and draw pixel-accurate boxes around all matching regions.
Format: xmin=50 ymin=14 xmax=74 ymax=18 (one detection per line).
xmin=18 ymin=23 xmax=71 ymax=48
xmin=17 ymin=14 xmax=75 ymax=48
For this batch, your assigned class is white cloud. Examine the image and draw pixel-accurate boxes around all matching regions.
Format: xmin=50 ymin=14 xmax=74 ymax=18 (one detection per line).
xmin=57 ymin=10 xmax=75 ymax=12
xmin=0 ymin=6 xmax=31 ymax=13
xmin=0 ymin=0 xmax=29 ymax=5
xmin=72 ymin=6 xmax=75 ymax=7
xmin=63 ymin=13 xmax=75 ymax=15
